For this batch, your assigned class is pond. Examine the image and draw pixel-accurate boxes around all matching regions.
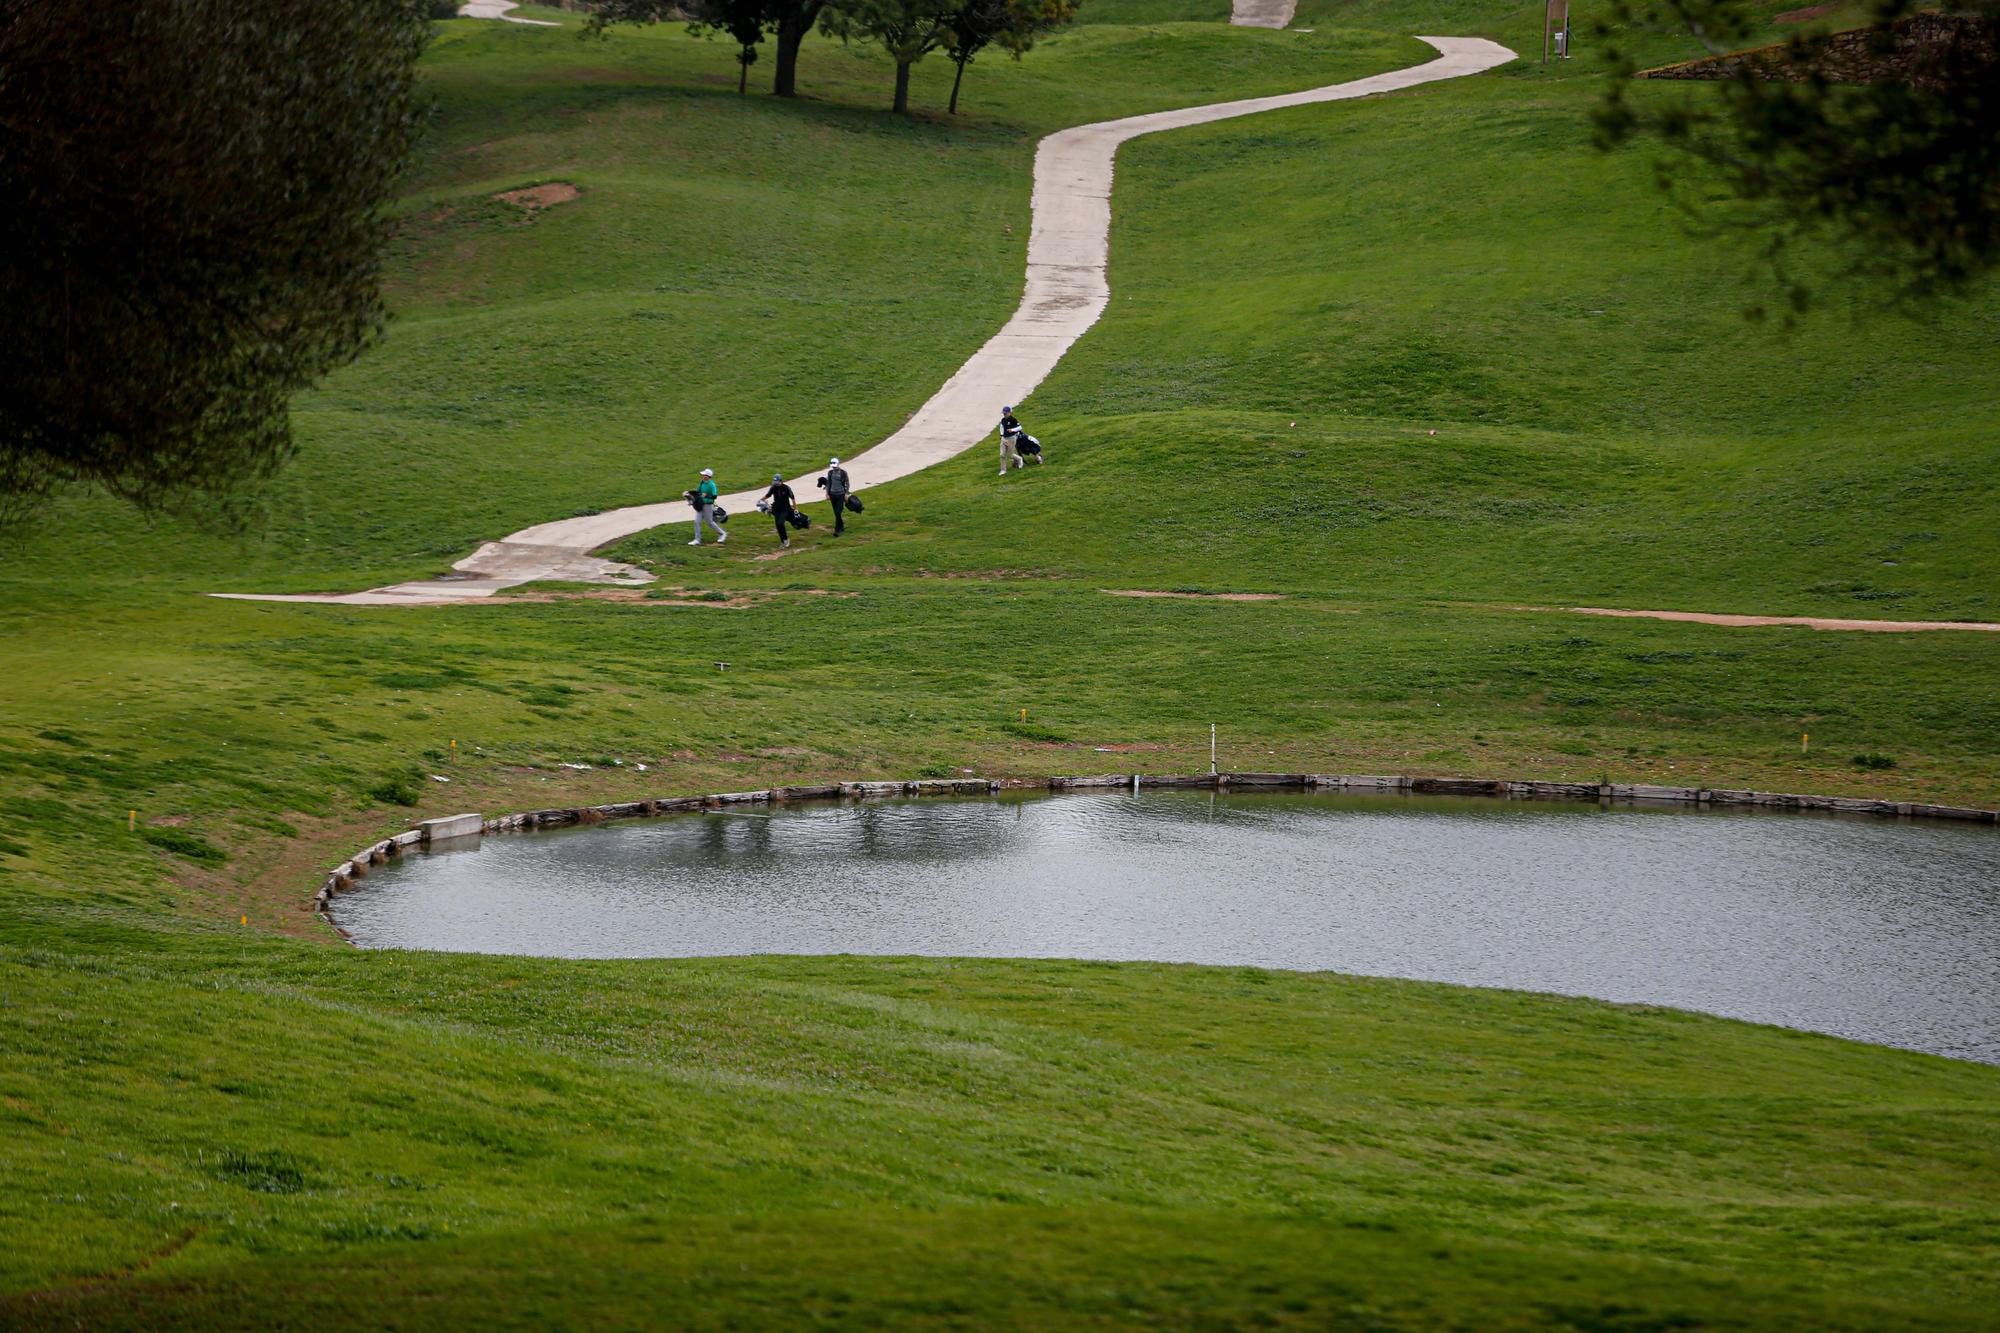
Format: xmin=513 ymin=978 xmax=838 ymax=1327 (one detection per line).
xmin=333 ymin=790 xmax=2000 ymax=1063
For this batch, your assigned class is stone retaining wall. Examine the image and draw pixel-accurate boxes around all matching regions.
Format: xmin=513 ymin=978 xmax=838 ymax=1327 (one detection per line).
xmin=1637 ymin=12 xmax=1992 ymax=89
xmin=313 ymin=772 xmax=1995 ymax=938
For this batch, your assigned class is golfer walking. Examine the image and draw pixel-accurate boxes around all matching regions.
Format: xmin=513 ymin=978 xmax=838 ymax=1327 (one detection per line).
xmin=818 ymin=457 xmax=852 ymax=534
xmin=688 ymin=467 xmax=726 ymax=546
xmin=762 ymin=473 xmax=799 ymax=549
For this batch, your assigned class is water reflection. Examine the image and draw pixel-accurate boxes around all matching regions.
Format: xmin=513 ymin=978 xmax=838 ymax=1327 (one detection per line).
xmin=335 ymin=791 xmax=2000 ymax=1063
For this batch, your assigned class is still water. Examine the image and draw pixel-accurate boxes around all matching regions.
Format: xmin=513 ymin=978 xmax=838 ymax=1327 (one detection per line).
xmin=334 ymin=791 xmax=2000 ymax=1062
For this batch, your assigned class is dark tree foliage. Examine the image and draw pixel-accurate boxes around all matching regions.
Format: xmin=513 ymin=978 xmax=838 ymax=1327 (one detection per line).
xmin=825 ymin=0 xmax=956 ymax=113
xmin=718 ymin=2 xmax=767 ymax=92
xmin=0 ymin=0 xmax=432 ymax=514
xmin=944 ymin=0 xmax=1078 ymax=115
xmin=1597 ymin=0 xmax=2000 ymax=308
xmin=590 ymin=0 xmax=828 ymax=97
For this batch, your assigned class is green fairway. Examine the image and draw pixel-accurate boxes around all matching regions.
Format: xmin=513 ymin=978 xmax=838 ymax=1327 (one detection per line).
xmin=4 ymin=947 xmax=1999 ymax=1325
xmin=3 ymin=0 xmax=1998 ymax=1324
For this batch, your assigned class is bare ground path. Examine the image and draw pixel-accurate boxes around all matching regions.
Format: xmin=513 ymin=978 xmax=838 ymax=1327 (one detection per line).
xmin=456 ymin=2 xmax=558 ymax=25
xmin=215 ymin=31 xmax=1514 ymax=607
xmin=1230 ymin=0 xmax=1299 ymax=29
xmin=1567 ymin=607 xmax=2000 ymax=633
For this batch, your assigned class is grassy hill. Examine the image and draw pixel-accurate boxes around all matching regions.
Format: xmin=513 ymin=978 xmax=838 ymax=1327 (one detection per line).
xmin=3 ymin=0 xmax=1998 ymax=1324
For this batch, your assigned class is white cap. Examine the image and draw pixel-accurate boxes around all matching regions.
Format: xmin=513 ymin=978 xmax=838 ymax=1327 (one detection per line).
xmin=830 ymin=457 xmax=840 ymax=466
xmin=699 ymin=468 xmax=713 ymax=477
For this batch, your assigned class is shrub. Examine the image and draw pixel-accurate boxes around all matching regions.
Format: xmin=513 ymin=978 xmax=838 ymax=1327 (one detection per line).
xmin=1851 ymin=753 xmax=1898 ymax=771
xmin=208 ymin=1148 xmax=309 ymax=1194
xmin=139 ymin=825 xmax=227 ymax=866
xmin=368 ymin=775 xmax=422 ymax=806
xmin=1001 ymin=720 xmax=1067 ymax=743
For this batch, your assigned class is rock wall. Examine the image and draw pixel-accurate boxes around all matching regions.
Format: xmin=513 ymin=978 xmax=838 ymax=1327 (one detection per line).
xmin=1637 ymin=12 xmax=1993 ymax=89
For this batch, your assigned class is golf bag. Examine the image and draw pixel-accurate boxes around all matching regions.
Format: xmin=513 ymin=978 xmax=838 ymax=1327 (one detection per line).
xmin=712 ymin=506 xmax=728 ymax=524
xmin=844 ymin=494 xmax=863 ymax=513
xmin=791 ymin=509 xmax=811 ymax=529
xmin=1016 ymin=434 xmax=1042 ymax=457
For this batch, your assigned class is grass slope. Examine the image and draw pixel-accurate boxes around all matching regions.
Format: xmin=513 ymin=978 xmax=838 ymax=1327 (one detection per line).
xmin=4 ymin=946 xmax=1998 ymax=1324
xmin=3 ymin=0 xmax=1999 ymax=1324
xmin=689 ymin=68 xmax=2000 ymax=620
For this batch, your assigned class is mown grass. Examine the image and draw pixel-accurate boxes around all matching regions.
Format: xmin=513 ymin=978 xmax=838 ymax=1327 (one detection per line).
xmin=612 ymin=72 xmax=2000 ymax=619
xmin=3 ymin=0 xmax=1998 ymax=1324
xmin=4 ymin=13 xmax=1417 ymax=595
xmin=4 ymin=944 xmax=1998 ymax=1325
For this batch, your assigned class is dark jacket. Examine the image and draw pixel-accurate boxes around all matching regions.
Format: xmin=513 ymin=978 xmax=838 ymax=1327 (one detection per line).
xmin=763 ymin=481 xmax=797 ymax=515
xmin=823 ymin=466 xmax=850 ymax=496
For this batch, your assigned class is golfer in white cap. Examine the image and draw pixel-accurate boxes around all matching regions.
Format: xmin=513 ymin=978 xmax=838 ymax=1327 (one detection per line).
xmin=688 ymin=467 xmax=726 ymax=546
xmin=817 ymin=456 xmax=852 ymax=535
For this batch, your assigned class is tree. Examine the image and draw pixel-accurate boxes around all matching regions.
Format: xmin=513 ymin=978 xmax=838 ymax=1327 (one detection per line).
xmin=1597 ymin=0 xmax=2000 ymax=306
xmin=0 ymin=0 xmax=431 ymax=515
xmin=825 ymin=0 xmax=955 ymax=113
xmin=943 ymin=0 xmax=1079 ymax=115
xmin=589 ymin=0 xmax=830 ymax=98
xmin=704 ymin=0 xmax=769 ymax=93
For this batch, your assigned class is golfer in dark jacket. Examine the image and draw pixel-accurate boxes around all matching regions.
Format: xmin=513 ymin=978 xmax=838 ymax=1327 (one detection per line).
xmin=762 ymin=473 xmax=799 ymax=548
xmin=818 ymin=457 xmax=851 ymax=534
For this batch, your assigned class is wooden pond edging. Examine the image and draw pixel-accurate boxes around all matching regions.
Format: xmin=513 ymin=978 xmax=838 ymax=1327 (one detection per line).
xmin=312 ymin=773 xmax=1996 ymax=940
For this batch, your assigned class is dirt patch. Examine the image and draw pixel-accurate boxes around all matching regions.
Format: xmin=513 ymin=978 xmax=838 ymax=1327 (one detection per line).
xmin=1774 ymin=2 xmax=1839 ymax=21
xmin=912 ymin=568 xmax=1058 ymax=580
xmin=1100 ymin=589 xmax=1285 ymax=602
xmin=1567 ymin=607 xmax=2000 ymax=633
xmin=487 ymin=586 xmax=852 ymax=608
xmin=489 ymin=588 xmax=652 ymax=604
xmin=494 ymin=182 xmax=581 ymax=212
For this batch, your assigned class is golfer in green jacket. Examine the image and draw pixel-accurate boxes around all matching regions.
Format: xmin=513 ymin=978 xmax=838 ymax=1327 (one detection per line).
xmin=689 ymin=468 xmax=726 ymax=546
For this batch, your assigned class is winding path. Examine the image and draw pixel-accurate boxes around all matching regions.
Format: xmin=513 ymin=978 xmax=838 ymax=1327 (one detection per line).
xmin=217 ymin=29 xmax=1514 ymax=606
xmin=456 ymin=2 xmax=559 ymax=26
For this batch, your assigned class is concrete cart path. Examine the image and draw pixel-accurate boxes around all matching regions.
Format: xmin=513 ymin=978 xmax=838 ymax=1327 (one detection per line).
xmin=457 ymin=2 xmax=559 ymax=25
xmin=1230 ymin=0 xmax=1299 ymax=28
xmin=215 ymin=33 xmax=1514 ymax=607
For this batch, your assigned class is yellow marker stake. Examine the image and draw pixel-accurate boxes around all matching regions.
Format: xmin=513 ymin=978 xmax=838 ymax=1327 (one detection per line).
xmin=1019 ymin=707 xmax=1028 ymax=722
xmin=128 ymin=809 xmax=136 ymax=831
xmin=240 ymin=915 xmax=248 ymax=927
xmin=1802 ymin=733 xmax=1810 ymax=754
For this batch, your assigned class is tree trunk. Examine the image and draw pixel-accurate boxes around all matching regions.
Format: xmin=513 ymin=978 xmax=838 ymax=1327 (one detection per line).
xmin=949 ymin=53 xmax=968 ymax=114
xmin=893 ymin=59 xmax=912 ymax=114
xmin=772 ymin=1 xmax=823 ymax=98
xmin=774 ymin=15 xmax=803 ymax=96
xmin=738 ymin=51 xmax=749 ymax=94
